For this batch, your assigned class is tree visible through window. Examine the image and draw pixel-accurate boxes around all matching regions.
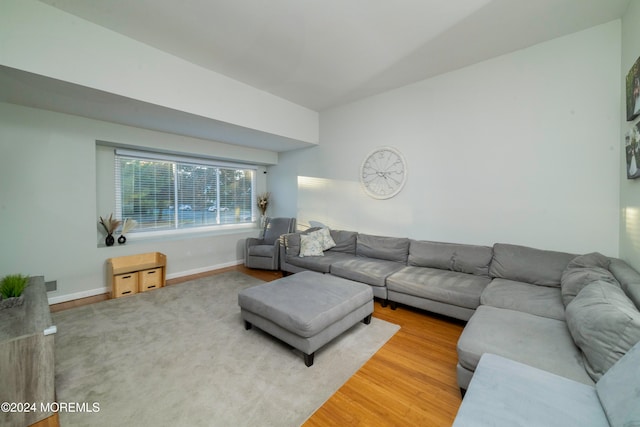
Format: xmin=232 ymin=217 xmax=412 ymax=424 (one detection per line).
xmin=115 ymin=152 xmax=255 ymax=232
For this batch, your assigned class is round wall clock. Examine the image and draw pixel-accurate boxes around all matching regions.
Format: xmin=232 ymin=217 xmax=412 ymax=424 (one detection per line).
xmin=360 ymin=146 xmax=407 ymax=199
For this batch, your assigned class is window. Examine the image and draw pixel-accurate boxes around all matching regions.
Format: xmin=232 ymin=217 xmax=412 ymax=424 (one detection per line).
xmin=115 ymin=150 xmax=256 ymax=233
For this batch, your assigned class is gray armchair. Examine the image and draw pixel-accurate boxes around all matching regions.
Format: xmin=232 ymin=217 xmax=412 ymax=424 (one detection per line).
xmin=245 ymin=217 xmax=296 ymax=270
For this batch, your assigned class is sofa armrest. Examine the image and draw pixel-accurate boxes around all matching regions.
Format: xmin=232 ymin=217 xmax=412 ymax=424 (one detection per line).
xmin=453 ymin=353 xmax=608 ymax=427
xmin=281 ymin=232 xmax=302 ymax=257
xmin=245 ymin=237 xmax=264 ymax=264
xmin=279 ymin=234 xmax=292 ymax=264
xmin=246 ymin=237 xmax=264 ymax=248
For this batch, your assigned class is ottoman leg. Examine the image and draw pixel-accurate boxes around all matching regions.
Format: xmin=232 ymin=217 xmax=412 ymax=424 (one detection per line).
xmin=362 ymin=314 xmax=372 ymax=325
xmin=244 ymin=320 xmax=252 ymax=330
xmin=304 ymin=352 xmax=315 ymax=367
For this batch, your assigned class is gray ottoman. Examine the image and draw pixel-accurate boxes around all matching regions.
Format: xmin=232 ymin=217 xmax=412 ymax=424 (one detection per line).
xmin=238 ymin=271 xmax=374 ymax=366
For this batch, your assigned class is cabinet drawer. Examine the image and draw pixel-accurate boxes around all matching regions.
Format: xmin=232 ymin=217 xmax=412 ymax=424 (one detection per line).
xmin=113 ymin=273 xmax=138 ymax=297
xmin=139 ymin=268 xmax=163 ymax=292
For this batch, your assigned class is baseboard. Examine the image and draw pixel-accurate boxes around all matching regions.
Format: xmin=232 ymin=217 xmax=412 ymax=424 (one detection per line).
xmin=165 ymin=259 xmax=243 ymax=280
xmin=48 ymin=259 xmax=244 ymax=305
xmin=48 ymin=287 xmax=109 ymax=305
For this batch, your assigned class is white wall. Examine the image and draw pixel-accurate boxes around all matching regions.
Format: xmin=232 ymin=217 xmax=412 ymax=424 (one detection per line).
xmin=269 ymin=21 xmax=621 ymax=255
xmin=0 ymin=0 xmax=318 ymax=145
xmin=0 ymin=102 xmax=272 ymax=303
xmin=620 ymin=0 xmax=640 ymax=270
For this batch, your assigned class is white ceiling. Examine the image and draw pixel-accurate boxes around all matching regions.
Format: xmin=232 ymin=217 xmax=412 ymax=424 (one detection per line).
xmin=38 ymin=0 xmax=630 ymax=111
xmin=3 ymin=0 xmax=632 ymax=152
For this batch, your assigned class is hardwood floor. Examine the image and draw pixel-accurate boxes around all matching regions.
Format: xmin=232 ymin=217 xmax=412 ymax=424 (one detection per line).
xmin=303 ymin=298 xmax=464 ymax=426
xmin=40 ymin=265 xmax=464 ymax=427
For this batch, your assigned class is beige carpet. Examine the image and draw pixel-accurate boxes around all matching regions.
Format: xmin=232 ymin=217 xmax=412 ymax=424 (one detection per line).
xmin=52 ymin=272 xmax=399 ymax=426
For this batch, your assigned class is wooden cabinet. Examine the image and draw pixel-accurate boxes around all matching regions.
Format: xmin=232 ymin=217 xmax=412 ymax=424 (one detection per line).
xmin=107 ymin=252 xmax=166 ymax=298
xmin=0 ymin=277 xmax=55 ymax=427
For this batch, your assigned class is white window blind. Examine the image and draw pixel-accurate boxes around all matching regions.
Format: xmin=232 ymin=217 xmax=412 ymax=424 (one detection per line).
xmin=114 ymin=150 xmax=256 ymax=233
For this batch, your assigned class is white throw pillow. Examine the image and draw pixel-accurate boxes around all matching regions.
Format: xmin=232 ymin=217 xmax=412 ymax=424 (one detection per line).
xmin=299 ymin=233 xmax=324 ymax=257
xmin=314 ymin=228 xmax=336 ymax=251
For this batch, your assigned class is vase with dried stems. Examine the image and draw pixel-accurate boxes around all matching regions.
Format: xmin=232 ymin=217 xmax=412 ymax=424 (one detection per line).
xmin=118 ymin=218 xmax=137 ymax=244
xmin=257 ymin=192 xmax=271 ymax=228
xmin=99 ymin=214 xmax=121 ymax=247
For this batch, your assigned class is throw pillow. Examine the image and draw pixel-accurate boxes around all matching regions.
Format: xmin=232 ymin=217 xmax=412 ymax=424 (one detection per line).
xmin=565 ymin=280 xmax=640 ymax=381
xmin=560 ymin=266 xmax=618 ymax=307
xmin=566 ymin=252 xmax=611 ymax=270
xmin=299 ymin=233 xmax=324 ymax=257
xmin=314 ymin=228 xmax=336 ymax=251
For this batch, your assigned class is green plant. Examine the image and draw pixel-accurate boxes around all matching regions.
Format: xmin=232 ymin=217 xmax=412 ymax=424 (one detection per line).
xmin=0 ymin=274 xmax=29 ymax=299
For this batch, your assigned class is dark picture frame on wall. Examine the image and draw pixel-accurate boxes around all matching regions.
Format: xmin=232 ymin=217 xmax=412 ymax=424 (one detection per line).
xmin=625 ymin=121 xmax=640 ymax=179
xmin=626 ymin=56 xmax=640 ymax=121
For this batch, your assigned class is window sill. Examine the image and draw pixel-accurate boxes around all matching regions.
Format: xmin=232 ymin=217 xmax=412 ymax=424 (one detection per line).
xmin=97 ymin=223 xmax=260 ymax=248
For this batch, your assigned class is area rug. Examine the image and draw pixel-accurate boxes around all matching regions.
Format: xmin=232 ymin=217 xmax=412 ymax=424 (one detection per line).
xmin=52 ymin=272 xmax=399 ymax=427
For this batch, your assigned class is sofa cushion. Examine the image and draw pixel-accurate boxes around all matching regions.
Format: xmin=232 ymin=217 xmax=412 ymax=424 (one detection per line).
xmin=262 ymin=217 xmax=294 ymax=245
xmin=489 ymin=243 xmax=575 ymax=287
xmin=408 ymin=240 xmax=492 ymax=276
xmin=331 ymin=258 xmax=406 ymax=288
xmin=457 ymin=305 xmax=593 ymax=385
xmin=247 ymin=244 xmax=275 ymax=258
xmin=480 ymin=278 xmax=565 ymax=320
xmin=565 ymin=280 xmax=640 ymax=381
xmin=356 ymin=234 xmax=409 ymax=263
xmin=285 ymin=251 xmax=354 ymax=273
xmin=453 ymin=354 xmax=608 ymax=427
xmin=560 ymin=252 xmax=619 ymax=307
xmin=387 ymin=266 xmax=491 ymax=310
xmin=328 ymin=230 xmax=357 ymax=254
xmin=609 ymin=258 xmax=640 ymax=309
xmin=561 ymin=266 xmax=619 ymax=307
xmin=566 ymin=252 xmax=611 ymax=270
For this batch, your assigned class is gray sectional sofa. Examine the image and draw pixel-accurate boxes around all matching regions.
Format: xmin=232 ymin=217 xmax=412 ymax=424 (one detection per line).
xmin=279 ymin=227 xmax=640 ymax=394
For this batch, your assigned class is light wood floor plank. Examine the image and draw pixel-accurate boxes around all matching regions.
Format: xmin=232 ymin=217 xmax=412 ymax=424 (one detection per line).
xmin=303 ymin=298 xmax=464 ymax=427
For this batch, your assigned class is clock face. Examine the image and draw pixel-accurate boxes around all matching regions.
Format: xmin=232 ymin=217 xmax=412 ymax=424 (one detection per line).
xmin=360 ymin=147 xmax=407 ymax=199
